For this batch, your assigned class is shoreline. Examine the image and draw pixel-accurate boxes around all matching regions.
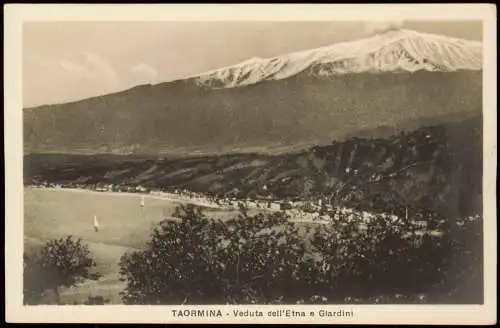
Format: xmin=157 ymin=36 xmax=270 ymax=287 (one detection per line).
xmin=25 ymin=186 xmax=224 ymax=209
xmin=25 ymin=187 xmax=455 ymax=230
xmin=24 ymin=186 xmax=332 ymax=224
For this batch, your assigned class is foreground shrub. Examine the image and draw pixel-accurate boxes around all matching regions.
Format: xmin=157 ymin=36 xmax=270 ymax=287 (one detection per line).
xmin=431 ymin=214 xmax=483 ymax=303
xmin=118 ymin=204 xmax=483 ymax=304
xmin=311 ymin=212 xmax=437 ymax=300
xmin=23 ymin=236 xmax=101 ymax=305
xmin=311 ymin=211 xmax=483 ymax=303
xmin=118 ymin=205 xmax=223 ymax=304
xmin=118 ymin=205 xmax=317 ymax=304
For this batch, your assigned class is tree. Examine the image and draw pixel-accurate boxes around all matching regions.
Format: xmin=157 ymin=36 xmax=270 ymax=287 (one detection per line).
xmin=214 ymin=205 xmax=313 ymax=304
xmin=118 ymin=205 xmax=223 ymax=305
xmin=23 ymin=236 xmax=101 ymax=304
xmin=118 ymin=204 xmax=314 ymax=305
xmin=118 ymin=204 xmax=483 ymax=305
xmin=311 ymin=210 xmax=434 ymax=301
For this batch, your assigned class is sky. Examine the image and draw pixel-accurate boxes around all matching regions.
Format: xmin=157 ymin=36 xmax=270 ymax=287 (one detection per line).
xmin=23 ymin=20 xmax=482 ymax=107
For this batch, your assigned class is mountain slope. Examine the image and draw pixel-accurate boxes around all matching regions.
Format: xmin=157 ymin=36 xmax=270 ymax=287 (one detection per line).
xmin=23 ymin=29 xmax=482 ymax=156
xmin=25 ymin=115 xmax=482 ymax=219
xmin=195 ymin=29 xmax=482 ymax=88
xmin=23 ymin=71 xmax=482 ymax=155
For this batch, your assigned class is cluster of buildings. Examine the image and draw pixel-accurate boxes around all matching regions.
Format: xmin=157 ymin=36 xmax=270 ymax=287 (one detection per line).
xmin=27 ymin=181 xmax=441 ymax=232
xmin=28 ymin=181 xmax=150 ymax=194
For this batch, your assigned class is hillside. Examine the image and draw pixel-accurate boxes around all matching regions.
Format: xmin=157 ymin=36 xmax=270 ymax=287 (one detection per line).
xmin=25 ymin=115 xmax=482 ymax=219
xmin=23 ymin=70 xmax=482 ymax=155
xmin=23 ymin=29 xmax=482 ymax=156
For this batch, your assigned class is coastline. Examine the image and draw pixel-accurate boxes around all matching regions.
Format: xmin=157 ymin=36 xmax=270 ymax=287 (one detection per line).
xmin=24 ymin=186 xmax=331 ymax=224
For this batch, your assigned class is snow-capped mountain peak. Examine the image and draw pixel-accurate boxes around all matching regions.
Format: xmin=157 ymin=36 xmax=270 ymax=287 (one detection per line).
xmin=194 ymin=29 xmax=482 ymax=89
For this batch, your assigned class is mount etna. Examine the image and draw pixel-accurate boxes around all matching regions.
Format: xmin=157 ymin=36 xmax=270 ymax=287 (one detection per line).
xmin=24 ymin=29 xmax=482 ymax=156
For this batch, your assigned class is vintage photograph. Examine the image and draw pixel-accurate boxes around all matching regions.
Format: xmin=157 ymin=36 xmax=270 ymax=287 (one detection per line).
xmin=21 ymin=19 xmax=485 ymax=306
xmin=4 ymin=4 xmax=496 ymax=324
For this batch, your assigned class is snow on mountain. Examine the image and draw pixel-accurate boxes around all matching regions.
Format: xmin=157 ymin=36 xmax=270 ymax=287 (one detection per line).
xmin=194 ymin=29 xmax=482 ymax=89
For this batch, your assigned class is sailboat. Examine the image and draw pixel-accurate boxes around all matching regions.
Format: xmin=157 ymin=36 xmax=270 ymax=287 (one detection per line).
xmin=140 ymin=195 xmax=145 ymax=208
xmin=93 ymin=215 xmax=100 ymax=232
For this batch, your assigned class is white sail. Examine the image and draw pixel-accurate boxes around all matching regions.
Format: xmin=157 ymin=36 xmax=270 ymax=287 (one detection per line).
xmin=93 ymin=215 xmax=100 ymax=232
xmin=140 ymin=196 xmax=145 ymax=207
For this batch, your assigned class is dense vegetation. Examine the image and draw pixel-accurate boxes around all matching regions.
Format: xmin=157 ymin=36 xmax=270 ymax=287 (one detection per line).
xmin=23 ymin=236 xmax=102 ymax=305
xmin=117 ymin=204 xmax=483 ymax=304
xmin=24 ymin=204 xmax=482 ymax=304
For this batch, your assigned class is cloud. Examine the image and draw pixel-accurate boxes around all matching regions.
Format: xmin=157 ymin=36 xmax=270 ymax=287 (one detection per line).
xmin=59 ymin=58 xmax=92 ymax=78
xmin=54 ymin=52 xmax=121 ymax=89
xmin=24 ymin=52 xmax=122 ymax=106
xmin=363 ymin=20 xmax=405 ymax=35
xmin=80 ymin=51 xmax=120 ymax=87
xmin=131 ymin=62 xmax=158 ymax=82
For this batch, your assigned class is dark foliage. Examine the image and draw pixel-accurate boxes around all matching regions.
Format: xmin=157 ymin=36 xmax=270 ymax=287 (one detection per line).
xmin=23 ymin=236 xmax=102 ymax=305
xmin=311 ymin=211 xmax=483 ymax=304
xmin=118 ymin=205 xmax=314 ymax=304
xmin=118 ymin=205 xmax=483 ymax=305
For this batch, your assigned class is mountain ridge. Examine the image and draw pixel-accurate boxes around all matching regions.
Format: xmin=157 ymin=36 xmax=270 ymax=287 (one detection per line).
xmin=193 ymin=29 xmax=482 ymax=89
xmin=24 ymin=28 xmax=482 ymax=110
xmin=23 ymin=29 xmax=483 ymax=156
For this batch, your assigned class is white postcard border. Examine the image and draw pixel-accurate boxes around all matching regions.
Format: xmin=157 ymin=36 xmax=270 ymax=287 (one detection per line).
xmin=4 ymin=4 xmax=497 ymax=324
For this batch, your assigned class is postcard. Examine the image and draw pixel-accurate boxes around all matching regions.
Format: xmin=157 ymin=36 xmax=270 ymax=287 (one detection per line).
xmin=4 ymin=3 xmax=497 ymax=324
